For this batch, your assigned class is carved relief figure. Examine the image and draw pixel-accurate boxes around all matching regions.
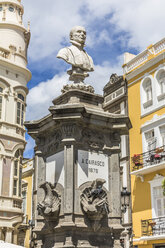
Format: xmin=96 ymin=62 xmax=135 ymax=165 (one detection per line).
xmin=80 ymin=178 xmax=109 ymax=231
xmin=82 ymin=128 xmax=104 ymax=149
xmin=37 ymin=182 xmax=61 ymax=219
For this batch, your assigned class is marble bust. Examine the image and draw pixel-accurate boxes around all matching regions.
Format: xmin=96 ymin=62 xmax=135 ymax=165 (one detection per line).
xmin=57 ymin=26 xmax=94 ymax=72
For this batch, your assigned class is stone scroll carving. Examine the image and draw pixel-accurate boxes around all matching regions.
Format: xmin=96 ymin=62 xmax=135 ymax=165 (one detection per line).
xmin=80 ymin=178 xmax=109 ymax=231
xmin=37 ymin=182 xmax=61 ymax=220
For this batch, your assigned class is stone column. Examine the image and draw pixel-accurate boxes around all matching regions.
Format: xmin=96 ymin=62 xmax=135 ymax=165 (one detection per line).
xmin=110 ymin=153 xmax=123 ymax=248
xmin=63 ymin=143 xmax=75 ymax=225
xmin=110 ymin=153 xmax=121 ymax=219
xmin=0 ymin=227 xmax=2 ymax=240
xmin=5 ymin=227 xmax=13 ymax=243
xmin=35 ymin=150 xmax=46 ymax=223
xmin=13 ymin=229 xmax=18 ymax=244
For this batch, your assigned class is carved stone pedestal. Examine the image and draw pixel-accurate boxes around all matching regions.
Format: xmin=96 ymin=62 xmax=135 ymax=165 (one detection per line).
xmin=25 ymin=88 xmax=131 ymax=248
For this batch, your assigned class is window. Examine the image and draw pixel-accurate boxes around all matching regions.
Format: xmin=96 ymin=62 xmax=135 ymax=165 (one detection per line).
xmin=14 ymin=161 xmax=18 ymax=176
xmin=0 ymin=87 xmax=3 ymax=119
xmin=9 ymin=6 xmax=14 ymax=12
xmin=143 ymin=78 xmax=152 ymax=108
xmin=153 ymin=186 xmax=165 ymax=217
xmin=160 ymin=126 xmax=165 ymax=146
xmin=145 ymin=130 xmax=156 ymax=151
xmin=18 ymin=94 xmax=24 ymax=101
xmin=0 ymin=5 xmax=2 ymax=11
xmin=16 ymin=93 xmax=25 ymax=126
xmin=13 ymin=179 xmax=17 ymax=195
xmin=146 ymin=81 xmax=152 ymax=101
xmin=159 ymin=71 xmax=165 ymax=94
xmin=149 ymin=175 xmax=165 ymax=219
xmin=22 ymin=190 xmax=27 ymax=218
xmin=157 ymin=71 xmax=165 ymax=101
xmin=14 ymin=149 xmax=23 ymax=197
xmin=143 ymin=78 xmax=153 ymax=108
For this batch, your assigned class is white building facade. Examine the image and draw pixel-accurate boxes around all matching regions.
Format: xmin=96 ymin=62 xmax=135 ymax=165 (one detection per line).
xmin=0 ymin=0 xmax=31 ymax=244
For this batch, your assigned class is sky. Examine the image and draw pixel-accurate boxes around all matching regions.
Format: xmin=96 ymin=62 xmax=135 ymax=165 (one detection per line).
xmin=22 ymin=0 xmax=165 ymax=158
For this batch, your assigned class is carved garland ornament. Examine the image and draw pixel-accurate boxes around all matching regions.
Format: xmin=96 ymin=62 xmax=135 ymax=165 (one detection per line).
xmin=80 ymin=178 xmax=109 ymax=231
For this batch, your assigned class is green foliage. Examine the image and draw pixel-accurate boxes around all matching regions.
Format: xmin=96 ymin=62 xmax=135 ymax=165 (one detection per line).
xmin=162 ymin=178 xmax=165 ymax=196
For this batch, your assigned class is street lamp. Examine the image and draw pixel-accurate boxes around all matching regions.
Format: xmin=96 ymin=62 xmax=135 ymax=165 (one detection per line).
xmin=121 ymin=187 xmax=131 ymax=213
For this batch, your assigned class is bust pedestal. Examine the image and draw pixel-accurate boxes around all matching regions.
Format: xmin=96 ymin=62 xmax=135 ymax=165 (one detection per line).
xmin=25 ymin=87 xmax=131 ymax=248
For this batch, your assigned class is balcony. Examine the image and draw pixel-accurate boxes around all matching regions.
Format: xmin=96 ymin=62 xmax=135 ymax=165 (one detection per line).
xmin=131 ymin=145 xmax=165 ymax=176
xmin=141 ymin=216 xmax=165 ymax=236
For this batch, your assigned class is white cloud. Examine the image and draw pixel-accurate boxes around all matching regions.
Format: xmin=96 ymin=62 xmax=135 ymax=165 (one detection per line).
xmin=108 ymin=0 xmax=165 ymax=50
xmin=86 ymin=57 xmax=123 ymax=94
xmin=22 ymin=0 xmax=165 ymax=61
xmin=22 ymin=0 xmax=85 ymax=61
xmin=26 ymin=73 xmax=68 ymax=120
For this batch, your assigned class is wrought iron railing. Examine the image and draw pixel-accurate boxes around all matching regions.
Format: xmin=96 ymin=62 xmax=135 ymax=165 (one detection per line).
xmin=131 ymin=145 xmax=165 ymax=171
xmin=141 ymin=216 xmax=165 ymax=236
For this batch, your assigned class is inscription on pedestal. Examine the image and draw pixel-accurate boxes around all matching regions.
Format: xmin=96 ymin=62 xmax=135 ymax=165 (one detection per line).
xmin=46 ymin=151 xmax=64 ymax=186
xmin=78 ymin=150 xmax=109 ymax=189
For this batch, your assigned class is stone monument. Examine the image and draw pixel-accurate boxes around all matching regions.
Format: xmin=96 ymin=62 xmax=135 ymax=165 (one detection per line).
xmin=57 ymin=26 xmax=94 ymax=92
xmin=25 ymin=26 xmax=131 ymax=248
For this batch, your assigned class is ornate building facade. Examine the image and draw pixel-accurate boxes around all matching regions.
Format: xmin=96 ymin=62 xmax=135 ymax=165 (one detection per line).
xmin=123 ymin=38 xmax=165 ymax=248
xmin=0 ymin=0 xmax=31 ymax=244
xmin=103 ymin=74 xmax=132 ymax=248
xmin=20 ymin=158 xmax=34 ymax=248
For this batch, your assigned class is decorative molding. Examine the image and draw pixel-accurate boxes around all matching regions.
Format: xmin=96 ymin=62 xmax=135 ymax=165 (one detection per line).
xmin=38 ymin=130 xmax=62 ymax=155
xmin=137 ymin=175 xmax=144 ymax=182
xmin=61 ymin=124 xmax=75 ymax=138
xmin=141 ymin=114 xmax=165 ymax=131
xmin=82 ymin=128 xmax=104 ymax=149
xmin=150 ymin=173 xmax=164 ymax=182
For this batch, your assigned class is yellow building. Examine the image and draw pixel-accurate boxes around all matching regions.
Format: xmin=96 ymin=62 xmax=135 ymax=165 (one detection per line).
xmin=18 ymin=158 xmax=34 ymax=248
xmin=123 ymin=38 xmax=165 ymax=248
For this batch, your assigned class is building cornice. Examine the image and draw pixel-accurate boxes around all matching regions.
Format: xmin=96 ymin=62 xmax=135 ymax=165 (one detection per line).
xmin=126 ymin=52 xmax=165 ymax=83
xmin=0 ymin=0 xmax=23 ymax=10
xmin=0 ymin=57 xmax=31 ymax=81
xmin=0 ymin=22 xmax=26 ymax=32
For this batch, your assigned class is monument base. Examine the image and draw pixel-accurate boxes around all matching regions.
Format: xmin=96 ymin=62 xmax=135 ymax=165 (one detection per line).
xmin=25 ymin=87 xmax=131 ymax=248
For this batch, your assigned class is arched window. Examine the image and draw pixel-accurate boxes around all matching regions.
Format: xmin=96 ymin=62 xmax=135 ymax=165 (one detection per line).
xmin=16 ymin=93 xmax=25 ymax=126
xmin=158 ymin=71 xmax=165 ymax=100
xmin=143 ymin=78 xmax=153 ymax=108
xmin=13 ymin=149 xmax=23 ymax=197
xmin=0 ymin=87 xmax=3 ymax=119
xmin=160 ymin=125 xmax=165 ymax=146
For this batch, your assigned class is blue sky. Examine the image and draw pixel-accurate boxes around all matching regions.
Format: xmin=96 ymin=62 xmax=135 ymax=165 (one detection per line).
xmin=22 ymin=0 xmax=165 ymax=158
